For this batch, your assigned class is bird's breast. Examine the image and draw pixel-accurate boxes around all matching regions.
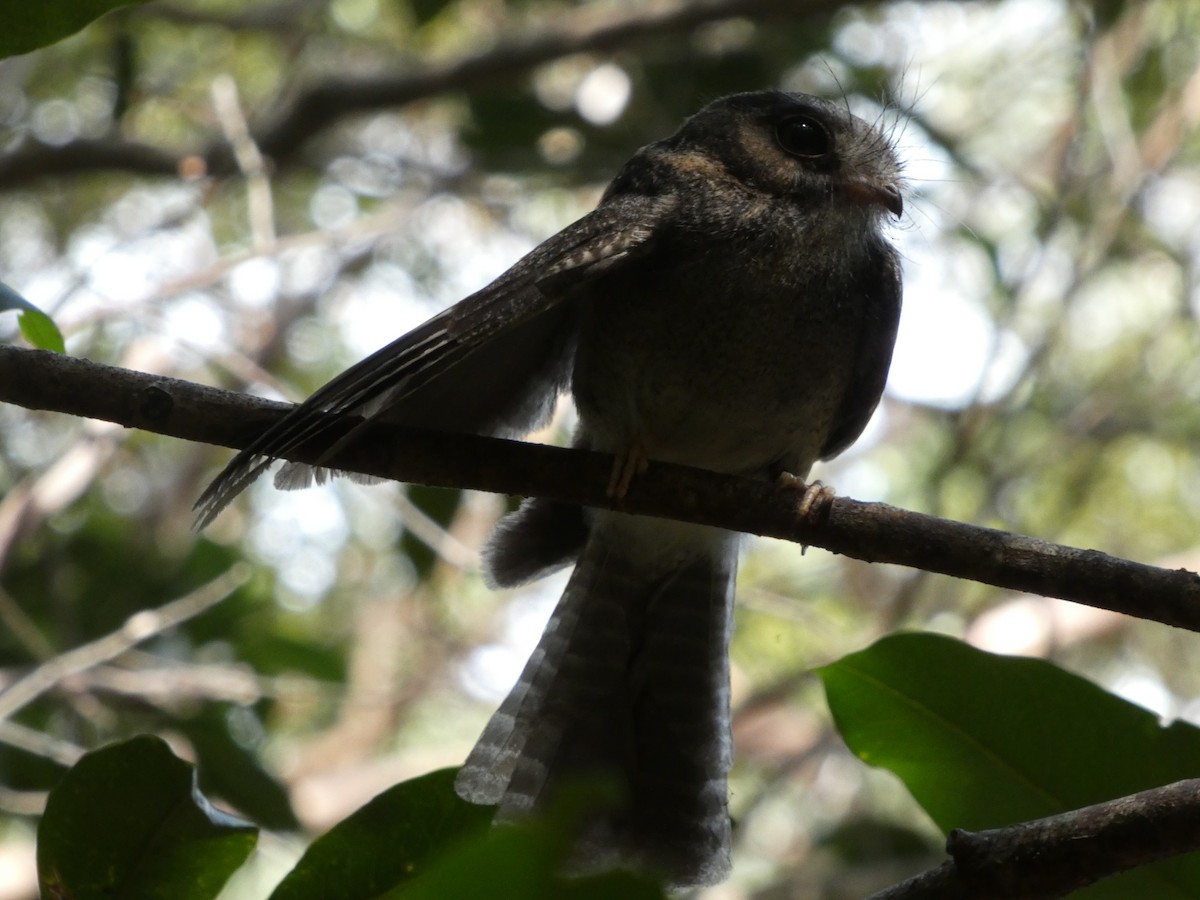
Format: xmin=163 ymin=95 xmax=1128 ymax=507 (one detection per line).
xmin=570 ymin=243 xmax=869 ymax=478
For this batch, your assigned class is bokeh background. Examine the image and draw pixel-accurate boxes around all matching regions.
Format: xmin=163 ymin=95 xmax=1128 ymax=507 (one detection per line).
xmin=3 ymin=0 xmax=1200 ymax=896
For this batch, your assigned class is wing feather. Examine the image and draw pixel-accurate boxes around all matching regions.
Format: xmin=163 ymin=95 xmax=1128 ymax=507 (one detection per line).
xmin=194 ymin=195 xmax=674 ymax=527
xmin=819 ymin=240 xmax=902 ymax=460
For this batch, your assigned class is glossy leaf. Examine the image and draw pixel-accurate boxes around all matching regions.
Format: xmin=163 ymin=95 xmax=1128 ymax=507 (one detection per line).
xmin=269 ymin=767 xmax=493 ymax=899
xmin=37 ymin=735 xmax=257 ymax=900
xmin=381 ymin=778 xmax=666 ymax=900
xmin=273 ymin=767 xmax=665 ymax=899
xmin=384 ymin=826 xmax=666 ymax=900
xmin=820 ymin=632 xmax=1200 ymax=898
xmin=181 ymin=709 xmax=299 ymax=832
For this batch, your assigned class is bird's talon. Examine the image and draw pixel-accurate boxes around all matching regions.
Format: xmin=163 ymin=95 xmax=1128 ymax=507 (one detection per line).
xmin=776 ymin=473 xmax=837 ymax=524
xmin=608 ymin=444 xmax=649 ymax=499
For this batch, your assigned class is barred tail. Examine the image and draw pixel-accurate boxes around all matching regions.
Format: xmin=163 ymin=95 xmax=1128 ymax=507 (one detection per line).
xmin=455 ymin=512 xmax=737 ymax=887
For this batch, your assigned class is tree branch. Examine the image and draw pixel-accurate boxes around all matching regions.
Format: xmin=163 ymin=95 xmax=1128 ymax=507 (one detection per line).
xmin=0 ymin=137 xmax=183 ymax=184
xmin=869 ymin=779 xmax=1200 ymax=900
xmin=0 ymin=563 xmax=251 ymax=725
xmin=0 ymin=0 xmax=838 ymax=187
xmin=2 ymin=344 xmax=1198 ymax=632
xmin=246 ymin=0 xmax=830 ymax=166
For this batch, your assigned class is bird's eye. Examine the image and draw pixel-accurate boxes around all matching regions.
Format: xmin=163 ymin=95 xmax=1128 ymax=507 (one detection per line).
xmin=775 ymin=115 xmax=831 ymax=158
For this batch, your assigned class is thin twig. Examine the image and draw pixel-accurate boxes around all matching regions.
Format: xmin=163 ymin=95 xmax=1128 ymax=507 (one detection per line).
xmin=0 ymin=585 xmax=56 ymax=661
xmin=0 ymin=721 xmax=85 ymax=767
xmin=211 ymin=74 xmax=277 ymax=250
xmin=0 ymin=562 xmax=251 ymax=722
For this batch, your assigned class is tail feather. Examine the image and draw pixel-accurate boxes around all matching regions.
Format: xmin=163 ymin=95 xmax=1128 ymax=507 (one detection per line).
xmin=456 ymin=532 xmax=617 ymax=808
xmin=482 ymin=497 xmax=589 ymax=588
xmin=455 ymin=514 xmax=737 ymax=887
xmin=454 ymin=616 xmax=580 ymax=806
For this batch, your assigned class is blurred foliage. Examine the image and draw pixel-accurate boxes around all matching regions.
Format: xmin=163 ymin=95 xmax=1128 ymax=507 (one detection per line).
xmin=2 ymin=0 xmax=1200 ymax=896
xmin=0 ymin=0 xmax=149 ymax=59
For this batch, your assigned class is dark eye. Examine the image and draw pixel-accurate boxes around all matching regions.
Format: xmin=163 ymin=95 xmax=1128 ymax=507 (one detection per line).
xmin=775 ymin=115 xmax=831 ymax=158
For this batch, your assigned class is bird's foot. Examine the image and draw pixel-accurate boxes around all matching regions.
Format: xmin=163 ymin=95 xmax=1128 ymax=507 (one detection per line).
xmin=608 ymin=443 xmax=649 ymax=499
xmin=776 ymin=472 xmax=836 ymax=524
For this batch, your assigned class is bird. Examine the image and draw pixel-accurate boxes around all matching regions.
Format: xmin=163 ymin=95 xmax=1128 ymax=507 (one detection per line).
xmin=194 ymin=90 xmax=904 ymax=887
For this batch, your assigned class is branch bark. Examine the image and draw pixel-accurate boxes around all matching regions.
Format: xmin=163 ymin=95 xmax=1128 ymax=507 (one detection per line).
xmin=869 ymin=779 xmax=1200 ymax=900
xmin=3 ymin=343 xmax=1199 ymax=633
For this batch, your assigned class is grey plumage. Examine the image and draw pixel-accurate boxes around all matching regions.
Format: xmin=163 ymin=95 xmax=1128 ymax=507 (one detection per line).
xmin=196 ymin=90 xmax=904 ymax=887
xmin=462 ymin=514 xmax=738 ymax=886
xmin=192 ymin=195 xmax=673 ymax=528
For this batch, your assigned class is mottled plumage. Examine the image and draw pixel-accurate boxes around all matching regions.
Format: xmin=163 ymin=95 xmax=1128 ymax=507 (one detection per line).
xmin=196 ymin=91 xmax=904 ymax=887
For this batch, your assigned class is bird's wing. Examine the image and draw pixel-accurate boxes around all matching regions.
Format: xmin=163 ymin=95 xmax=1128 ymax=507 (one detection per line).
xmin=819 ymin=240 xmax=903 ymax=460
xmin=194 ymin=193 xmax=676 ymax=528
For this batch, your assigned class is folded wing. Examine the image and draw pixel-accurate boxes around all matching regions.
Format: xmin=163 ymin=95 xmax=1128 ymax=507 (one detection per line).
xmin=193 ymin=194 xmax=675 ymax=528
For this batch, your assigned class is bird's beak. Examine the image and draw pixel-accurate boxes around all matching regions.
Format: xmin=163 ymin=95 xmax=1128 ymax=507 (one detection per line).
xmin=844 ymin=180 xmax=904 ymax=218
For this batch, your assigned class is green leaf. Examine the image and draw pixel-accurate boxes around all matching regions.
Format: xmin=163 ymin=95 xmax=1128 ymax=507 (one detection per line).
xmin=819 ymin=632 xmax=1200 ymax=898
xmin=0 ymin=281 xmax=65 ymax=352
xmin=181 ymin=708 xmax=300 ymax=832
xmin=37 ymin=735 xmax=257 ymax=900
xmin=17 ymin=310 xmax=66 ymax=353
xmin=382 ymin=779 xmax=666 ymax=900
xmin=273 ymin=769 xmax=666 ymax=900
xmin=269 ymin=767 xmax=493 ymax=900
xmin=385 ymin=824 xmax=665 ymax=900
xmin=0 ymin=0 xmax=149 ymax=58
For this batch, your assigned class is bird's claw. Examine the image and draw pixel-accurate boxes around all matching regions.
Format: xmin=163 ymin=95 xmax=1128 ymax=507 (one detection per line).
xmin=608 ymin=443 xmax=649 ymax=499
xmin=776 ymin=472 xmax=836 ymax=524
